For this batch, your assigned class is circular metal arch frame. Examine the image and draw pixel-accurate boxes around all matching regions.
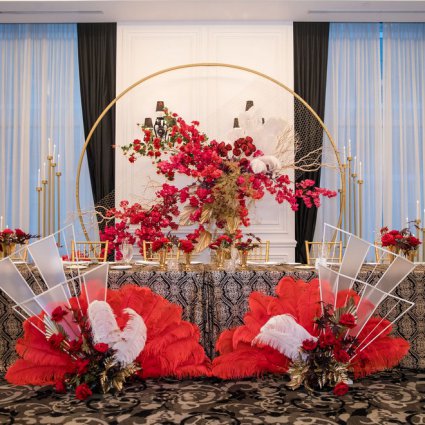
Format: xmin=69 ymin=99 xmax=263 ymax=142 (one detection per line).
xmin=76 ymin=62 xmax=344 ymax=241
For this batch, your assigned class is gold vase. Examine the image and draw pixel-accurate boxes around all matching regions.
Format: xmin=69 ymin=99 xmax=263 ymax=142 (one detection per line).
xmin=239 ymin=250 xmax=249 ymax=269
xmin=184 ymin=253 xmax=192 ymax=271
xmin=387 ymin=245 xmax=399 ymax=263
xmin=158 ymin=249 xmax=167 ymax=270
xmin=0 ymin=242 xmax=16 ymax=259
xmin=404 ymin=250 xmax=416 ymax=262
xmin=215 ymin=249 xmax=226 ymax=270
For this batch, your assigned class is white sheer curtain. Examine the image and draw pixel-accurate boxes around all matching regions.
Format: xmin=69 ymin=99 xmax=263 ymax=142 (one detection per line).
xmin=315 ymin=23 xmax=382 ymax=243
xmin=0 ymin=24 xmax=94 ymax=235
xmin=382 ymin=23 xmax=425 ymax=229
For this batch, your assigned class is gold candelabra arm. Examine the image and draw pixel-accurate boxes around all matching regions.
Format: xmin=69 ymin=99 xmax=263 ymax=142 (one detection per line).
xmin=347 ymin=157 xmax=353 ymax=234
xmin=351 ymin=172 xmax=358 ymax=235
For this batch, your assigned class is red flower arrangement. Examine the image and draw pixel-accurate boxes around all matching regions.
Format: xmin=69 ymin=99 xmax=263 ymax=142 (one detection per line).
xmin=234 ymin=233 xmax=261 ymax=252
xmin=103 ymin=108 xmax=336 ymax=257
xmin=380 ymin=226 xmax=421 ymax=255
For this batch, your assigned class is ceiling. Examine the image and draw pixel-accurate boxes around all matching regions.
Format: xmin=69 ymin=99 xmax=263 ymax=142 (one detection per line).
xmin=0 ymin=0 xmax=425 ymax=23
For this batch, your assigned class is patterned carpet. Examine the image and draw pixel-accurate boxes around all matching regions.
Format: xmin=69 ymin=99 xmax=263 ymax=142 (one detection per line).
xmin=1 ymin=369 xmax=424 ymax=424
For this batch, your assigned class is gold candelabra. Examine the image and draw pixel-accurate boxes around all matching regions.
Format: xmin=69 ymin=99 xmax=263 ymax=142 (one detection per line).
xmin=357 ymin=179 xmax=364 ymax=239
xmin=347 ymin=156 xmax=353 ymax=234
xmin=36 ymin=151 xmax=62 ymax=243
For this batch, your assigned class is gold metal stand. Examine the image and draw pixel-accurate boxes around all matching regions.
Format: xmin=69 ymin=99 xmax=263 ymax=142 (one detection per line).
xmin=357 ymin=179 xmax=364 ymax=239
xmin=50 ymin=162 xmax=56 ymax=235
xmin=47 ymin=156 xmax=53 ymax=235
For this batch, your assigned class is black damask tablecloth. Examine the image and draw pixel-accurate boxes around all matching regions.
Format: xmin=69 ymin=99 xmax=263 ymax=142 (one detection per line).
xmin=0 ymin=264 xmax=424 ymax=371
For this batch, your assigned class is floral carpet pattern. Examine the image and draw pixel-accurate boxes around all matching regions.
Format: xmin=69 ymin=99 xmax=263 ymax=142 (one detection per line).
xmin=1 ymin=369 xmax=424 ymax=424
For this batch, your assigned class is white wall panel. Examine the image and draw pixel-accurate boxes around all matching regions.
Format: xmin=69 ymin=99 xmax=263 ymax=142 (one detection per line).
xmin=116 ymin=23 xmax=296 ymax=260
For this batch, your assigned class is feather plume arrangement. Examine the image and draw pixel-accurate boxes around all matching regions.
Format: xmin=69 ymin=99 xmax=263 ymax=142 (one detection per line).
xmin=112 ymin=307 xmax=147 ymax=366
xmin=88 ymin=301 xmax=147 ymax=366
xmin=252 ymin=314 xmax=316 ymax=361
xmin=88 ymin=300 xmax=121 ymax=346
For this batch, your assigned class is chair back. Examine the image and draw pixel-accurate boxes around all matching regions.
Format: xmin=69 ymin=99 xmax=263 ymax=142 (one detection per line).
xmin=247 ymin=241 xmax=270 ymax=262
xmin=305 ymin=241 xmax=342 ymax=265
xmin=71 ymin=241 xmax=109 ymax=262
xmin=142 ymin=241 xmax=180 ymax=261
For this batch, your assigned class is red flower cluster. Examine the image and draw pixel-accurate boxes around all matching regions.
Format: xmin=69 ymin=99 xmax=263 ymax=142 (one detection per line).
xmin=298 ymin=302 xmax=358 ymax=396
xmin=51 ymin=306 xmax=68 ymax=322
xmin=380 ymin=226 xmax=421 ymax=253
xmin=179 ymin=239 xmax=195 ymax=254
xmin=107 ymin=108 xmax=337 ymax=256
xmin=0 ymin=228 xmax=38 ymax=246
xmin=209 ymin=232 xmax=241 ymax=250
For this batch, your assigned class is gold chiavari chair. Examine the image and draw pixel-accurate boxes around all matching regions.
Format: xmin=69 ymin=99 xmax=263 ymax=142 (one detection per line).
xmin=305 ymin=241 xmax=342 ymax=265
xmin=142 ymin=241 xmax=180 ymax=261
xmin=247 ymin=241 xmax=270 ymax=262
xmin=71 ymin=241 xmax=109 ymax=262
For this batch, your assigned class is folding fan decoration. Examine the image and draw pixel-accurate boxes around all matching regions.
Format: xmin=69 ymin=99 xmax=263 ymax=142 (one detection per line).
xmin=0 ymin=225 xmax=210 ymax=400
xmin=213 ymin=224 xmax=415 ymax=396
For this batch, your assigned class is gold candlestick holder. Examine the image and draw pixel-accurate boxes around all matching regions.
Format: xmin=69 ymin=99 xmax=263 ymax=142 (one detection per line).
xmin=351 ymin=172 xmax=357 ymax=236
xmin=357 ymin=179 xmax=364 ymax=239
xmin=50 ymin=162 xmax=56 ymax=235
xmin=47 ymin=156 xmax=53 ymax=235
xmin=36 ymin=187 xmax=42 ymax=237
xmin=56 ymin=171 xmax=62 ymax=246
xmin=347 ymin=156 xmax=353 ymax=234
xmin=42 ymin=179 xmax=48 ymax=237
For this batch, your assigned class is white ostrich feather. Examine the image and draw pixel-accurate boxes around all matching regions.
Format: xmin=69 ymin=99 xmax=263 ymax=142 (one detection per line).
xmin=112 ymin=308 xmax=147 ymax=366
xmin=88 ymin=301 xmax=147 ymax=366
xmin=250 ymin=158 xmax=268 ymax=174
xmin=88 ymin=300 xmax=121 ymax=345
xmin=250 ymin=155 xmax=281 ymax=174
xmin=252 ymin=314 xmax=316 ymax=360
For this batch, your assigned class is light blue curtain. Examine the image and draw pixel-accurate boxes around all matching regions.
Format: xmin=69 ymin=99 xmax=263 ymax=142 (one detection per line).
xmin=316 ymin=23 xmax=425 ymax=250
xmin=0 ymin=24 xmax=94 ymax=236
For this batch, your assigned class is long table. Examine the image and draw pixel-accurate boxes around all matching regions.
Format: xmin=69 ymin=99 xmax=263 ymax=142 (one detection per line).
xmin=1 ymin=264 xmax=424 ymax=372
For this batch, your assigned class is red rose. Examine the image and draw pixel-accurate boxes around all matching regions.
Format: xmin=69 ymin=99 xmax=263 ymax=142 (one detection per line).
xmin=14 ymin=228 xmax=26 ymax=238
xmin=93 ymin=343 xmax=109 ymax=353
xmin=179 ymin=239 xmax=195 ymax=254
xmin=408 ymin=236 xmax=421 ymax=247
xmin=333 ymin=382 xmax=349 ymax=396
xmin=74 ymin=358 xmax=90 ymax=375
xmin=55 ymin=381 xmax=67 ymax=394
xmin=51 ymin=305 xmax=68 ymax=322
xmin=339 ymin=313 xmax=357 ymax=329
xmin=319 ymin=332 xmax=336 ymax=348
xmin=302 ymin=339 xmax=318 ymax=351
xmin=381 ymin=233 xmax=395 ymax=247
xmin=334 ymin=349 xmax=351 ymax=363
xmin=2 ymin=228 xmax=13 ymax=235
xmin=49 ymin=333 xmax=65 ymax=349
xmin=75 ymin=383 xmax=92 ymax=401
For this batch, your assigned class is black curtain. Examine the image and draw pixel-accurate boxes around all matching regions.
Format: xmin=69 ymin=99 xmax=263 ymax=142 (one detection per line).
xmin=77 ymin=23 xmax=116 ymax=215
xmin=294 ymin=22 xmax=330 ymax=263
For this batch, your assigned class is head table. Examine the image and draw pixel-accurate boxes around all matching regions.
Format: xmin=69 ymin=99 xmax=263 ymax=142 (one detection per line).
xmin=0 ymin=264 xmax=424 ymax=372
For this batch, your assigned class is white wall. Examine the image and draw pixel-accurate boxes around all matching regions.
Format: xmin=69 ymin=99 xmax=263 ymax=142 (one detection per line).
xmin=116 ymin=23 xmax=296 ymax=261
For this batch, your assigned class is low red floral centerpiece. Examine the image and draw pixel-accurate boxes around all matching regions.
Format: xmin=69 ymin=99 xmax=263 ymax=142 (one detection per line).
xmin=380 ymin=226 xmax=421 ymax=257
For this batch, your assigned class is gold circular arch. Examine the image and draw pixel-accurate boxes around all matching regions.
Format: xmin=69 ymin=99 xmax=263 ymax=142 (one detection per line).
xmin=76 ymin=62 xmax=344 ymax=241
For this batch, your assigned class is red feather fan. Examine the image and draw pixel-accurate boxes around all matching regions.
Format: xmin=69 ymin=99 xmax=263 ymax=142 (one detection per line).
xmin=7 ymin=284 xmax=211 ymax=386
xmin=212 ymin=276 xmax=409 ymax=380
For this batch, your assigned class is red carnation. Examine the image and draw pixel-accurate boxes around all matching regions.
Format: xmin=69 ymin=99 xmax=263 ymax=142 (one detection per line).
xmin=49 ymin=333 xmax=65 ymax=349
xmin=333 ymin=382 xmax=349 ymax=397
xmin=339 ymin=313 xmax=357 ymax=329
xmin=75 ymin=383 xmax=92 ymax=401
xmin=14 ymin=228 xmax=26 ymax=238
xmin=334 ymin=349 xmax=351 ymax=363
xmin=93 ymin=343 xmax=109 ymax=353
xmin=69 ymin=338 xmax=83 ymax=352
xmin=51 ymin=305 xmax=68 ymax=322
xmin=302 ymin=339 xmax=318 ymax=351
xmin=55 ymin=381 xmax=67 ymax=394
xmin=2 ymin=228 xmax=13 ymax=235
xmin=179 ymin=239 xmax=195 ymax=254
xmin=408 ymin=236 xmax=421 ymax=247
